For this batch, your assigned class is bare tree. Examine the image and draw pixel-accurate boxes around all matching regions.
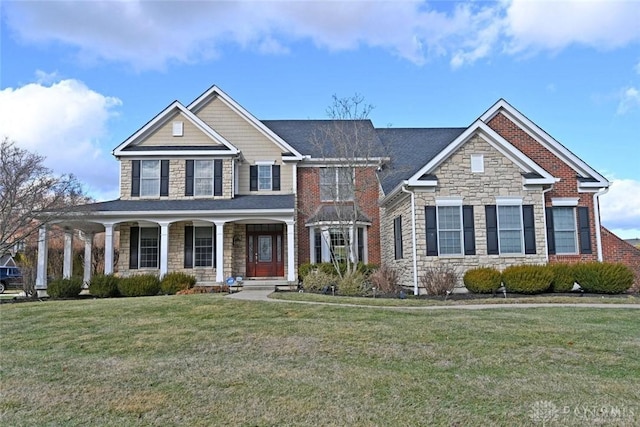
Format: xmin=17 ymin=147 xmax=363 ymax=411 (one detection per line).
xmin=303 ymin=94 xmax=387 ymax=278
xmin=0 ymin=138 xmax=91 ymax=294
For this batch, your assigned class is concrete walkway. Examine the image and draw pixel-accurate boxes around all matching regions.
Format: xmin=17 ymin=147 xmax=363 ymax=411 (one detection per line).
xmin=226 ymin=289 xmax=640 ymax=310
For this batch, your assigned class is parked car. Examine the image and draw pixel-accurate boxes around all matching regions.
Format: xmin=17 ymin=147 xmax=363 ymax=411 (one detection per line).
xmin=0 ymin=266 xmax=23 ymax=293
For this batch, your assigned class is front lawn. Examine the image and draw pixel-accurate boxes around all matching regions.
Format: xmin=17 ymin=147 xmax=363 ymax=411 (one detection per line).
xmin=1 ymin=295 xmax=638 ymax=426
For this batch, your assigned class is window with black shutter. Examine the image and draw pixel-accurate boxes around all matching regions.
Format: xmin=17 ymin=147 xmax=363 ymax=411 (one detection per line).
xmin=394 ymin=216 xmax=403 ymax=260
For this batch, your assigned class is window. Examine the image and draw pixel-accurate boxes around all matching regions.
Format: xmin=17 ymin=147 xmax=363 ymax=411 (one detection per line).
xmin=172 ymin=121 xmax=183 ymax=137
xmin=394 ymin=216 xmax=403 ymax=259
xmin=553 ymin=207 xmax=577 ymax=254
xmin=194 ymin=226 xmax=214 ymax=267
xmin=314 ymin=229 xmax=322 ymax=264
xmin=497 ymin=205 xmax=523 ymax=254
xmin=194 ymin=160 xmax=214 ymax=196
xmin=139 ymin=227 xmax=159 ymax=268
xmin=258 ymin=165 xmax=272 ymax=190
xmin=320 ymin=167 xmax=354 ymax=201
xmin=329 ymin=229 xmax=347 ymax=263
xmin=437 ymin=205 xmax=463 ymax=255
xmin=140 ymin=160 xmax=160 ymax=197
xmin=357 ymin=227 xmax=365 ymax=263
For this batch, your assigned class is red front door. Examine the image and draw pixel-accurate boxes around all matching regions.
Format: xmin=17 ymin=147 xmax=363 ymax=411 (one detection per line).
xmin=246 ymin=225 xmax=284 ymax=278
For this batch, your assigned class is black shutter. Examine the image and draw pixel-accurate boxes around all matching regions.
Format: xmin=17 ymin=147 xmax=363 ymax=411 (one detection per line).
xmin=425 ymin=206 xmax=438 ymax=256
xmin=129 ymin=226 xmax=139 ymax=270
xmin=214 ymin=159 xmax=223 ymax=196
xmin=131 ymin=160 xmax=140 ymax=197
xmin=184 ymin=226 xmax=193 ymax=268
xmin=462 ymin=205 xmax=476 ymax=255
xmin=485 ymin=205 xmax=499 ymax=255
xmin=272 ymin=165 xmax=281 ymax=191
xmin=160 ymin=160 xmax=169 ymax=196
xmin=577 ymin=206 xmax=592 ymax=254
xmin=545 ymin=207 xmax=556 ymax=255
xmin=522 ymin=205 xmax=536 ymax=254
xmin=394 ymin=216 xmax=403 ymax=260
xmin=185 ymin=160 xmax=194 ymax=196
xmin=250 ymin=166 xmax=258 ymax=191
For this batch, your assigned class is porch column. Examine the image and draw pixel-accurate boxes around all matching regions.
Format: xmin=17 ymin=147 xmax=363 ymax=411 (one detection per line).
xmin=83 ymin=232 xmax=94 ymax=286
xmin=104 ymin=224 xmax=114 ymax=274
xmin=159 ymin=222 xmax=170 ymax=277
xmin=63 ymin=230 xmax=73 ymax=278
xmin=286 ymin=220 xmax=295 ymax=282
xmin=36 ymin=226 xmax=48 ymax=291
xmin=214 ymin=221 xmax=226 ymax=283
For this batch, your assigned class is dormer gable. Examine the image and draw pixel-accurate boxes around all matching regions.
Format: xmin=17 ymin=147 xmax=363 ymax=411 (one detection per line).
xmin=113 ymin=101 xmax=239 ymax=158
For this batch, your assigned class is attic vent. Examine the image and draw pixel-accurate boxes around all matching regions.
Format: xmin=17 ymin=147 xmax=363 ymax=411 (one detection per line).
xmin=471 ymin=154 xmax=484 ymax=173
xmin=172 ymin=121 xmax=184 ymax=137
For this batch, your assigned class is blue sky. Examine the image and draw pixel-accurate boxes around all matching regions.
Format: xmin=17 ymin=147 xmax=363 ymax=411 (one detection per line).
xmin=1 ymin=0 xmax=639 ymax=238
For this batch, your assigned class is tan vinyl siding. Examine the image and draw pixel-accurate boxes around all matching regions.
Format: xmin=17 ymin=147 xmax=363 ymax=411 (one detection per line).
xmin=196 ymin=97 xmax=294 ymax=194
xmin=138 ymin=111 xmax=224 ymax=147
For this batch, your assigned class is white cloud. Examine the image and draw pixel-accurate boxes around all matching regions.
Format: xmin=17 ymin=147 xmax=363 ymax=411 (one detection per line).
xmin=0 ymin=78 xmax=122 ymax=201
xmin=616 ymin=87 xmax=640 ymax=114
xmin=600 ymin=178 xmax=640 ymax=238
xmin=3 ymin=1 xmax=640 ymax=70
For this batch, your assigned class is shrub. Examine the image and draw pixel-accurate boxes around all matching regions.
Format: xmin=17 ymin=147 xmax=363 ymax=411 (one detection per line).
xmin=89 ymin=274 xmax=120 ymax=298
xmin=369 ymin=264 xmax=400 ymax=294
xmin=298 ymin=263 xmax=318 ymax=282
xmin=463 ymin=267 xmax=502 ymax=293
xmin=501 ymin=265 xmax=552 ymax=294
xmin=573 ymin=262 xmax=634 ymax=294
xmin=337 ymin=271 xmax=367 ymax=297
xmin=302 ymin=270 xmax=336 ymax=293
xmin=549 ymin=263 xmax=575 ymax=292
xmin=117 ymin=274 xmax=161 ymax=297
xmin=160 ymin=272 xmax=196 ymax=295
xmin=47 ymin=277 xmax=83 ymax=298
xmin=421 ymin=266 xmax=458 ymax=296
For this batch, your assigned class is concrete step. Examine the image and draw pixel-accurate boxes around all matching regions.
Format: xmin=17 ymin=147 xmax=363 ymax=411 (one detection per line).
xmin=240 ymin=280 xmax=293 ymax=291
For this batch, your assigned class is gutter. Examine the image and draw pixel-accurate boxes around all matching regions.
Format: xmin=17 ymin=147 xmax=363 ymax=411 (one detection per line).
xmin=593 ymin=187 xmax=609 ymax=262
xmin=401 ymin=183 xmax=419 ymax=296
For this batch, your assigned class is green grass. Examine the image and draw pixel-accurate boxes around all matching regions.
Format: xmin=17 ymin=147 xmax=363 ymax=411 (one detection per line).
xmin=1 ymin=295 xmax=639 ymax=426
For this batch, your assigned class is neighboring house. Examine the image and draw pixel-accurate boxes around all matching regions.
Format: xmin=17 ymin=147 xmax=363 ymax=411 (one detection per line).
xmin=35 ymin=86 xmax=630 ymax=294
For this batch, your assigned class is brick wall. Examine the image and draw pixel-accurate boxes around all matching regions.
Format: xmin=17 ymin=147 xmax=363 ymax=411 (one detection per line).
xmin=601 ymin=227 xmax=640 ymax=289
xmin=296 ymin=166 xmax=381 ymax=266
xmin=487 ymin=112 xmax=599 ymax=263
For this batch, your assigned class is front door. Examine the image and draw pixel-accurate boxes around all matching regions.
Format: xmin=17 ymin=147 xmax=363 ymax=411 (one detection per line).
xmin=246 ymin=224 xmax=284 ymax=278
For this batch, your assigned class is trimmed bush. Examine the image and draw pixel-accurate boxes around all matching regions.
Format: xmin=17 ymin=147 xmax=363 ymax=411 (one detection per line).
xmin=298 ymin=263 xmax=318 ymax=282
xmin=118 ymin=274 xmax=161 ymax=297
xmin=421 ymin=266 xmax=458 ymax=296
xmin=501 ymin=265 xmax=552 ymax=294
xmin=47 ymin=277 xmax=83 ymax=298
xmin=549 ymin=263 xmax=575 ymax=292
xmin=337 ymin=271 xmax=367 ymax=297
xmin=463 ymin=267 xmax=502 ymax=293
xmin=573 ymin=262 xmax=634 ymax=294
xmin=369 ymin=264 xmax=400 ymax=294
xmin=302 ymin=270 xmax=336 ymax=293
xmin=89 ymin=274 xmax=120 ymax=298
xmin=160 ymin=272 xmax=196 ymax=295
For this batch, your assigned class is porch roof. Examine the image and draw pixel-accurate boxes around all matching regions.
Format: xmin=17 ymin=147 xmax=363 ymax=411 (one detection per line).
xmin=74 ymin=194 xmax=295 ymax=213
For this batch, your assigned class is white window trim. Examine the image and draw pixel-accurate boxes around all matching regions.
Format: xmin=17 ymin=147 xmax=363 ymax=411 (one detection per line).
xmin=194 ymin=159 xmax=215 ymax=197
xmin=257 ymin=164 xmax=272 ymax=191
xmin=551 ymin=197 xmax=579 ymax=207
xmin=140 ymin=159 xmax=160 ymax=198
xmin=436 ymin=203 xmax=464 ymax=256
xmin=139 ymin=226 xmax=159 ymax=269
xmin=496 ymin=196 xmax=523 ymax=206
xmin=320 ymin=167 xmax=354 ymax=202
xmin=496 ymin=204 xmax=524 ymax=254
xmin=193 ymin=225 xmax=214 ymax=268
xmin=553 ymin=207 xmax=579 ymax=254
xmin=309 ymin=225 xmax=366 ymax=264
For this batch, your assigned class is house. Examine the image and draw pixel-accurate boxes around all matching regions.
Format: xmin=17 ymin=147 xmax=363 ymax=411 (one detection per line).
xmin=35 ymin=86 xmax=636 ymax=295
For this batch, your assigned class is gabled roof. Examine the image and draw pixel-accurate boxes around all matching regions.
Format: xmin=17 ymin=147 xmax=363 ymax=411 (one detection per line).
xmin=480 ymin=99 xmax=609 ymax=188
xmin=262 ymin=119 xmax=386 ymax=160
xmin=113 ymin=101 xmax=239 ymax=157
xmin=188 ymin=86 xmax=303 ymax=161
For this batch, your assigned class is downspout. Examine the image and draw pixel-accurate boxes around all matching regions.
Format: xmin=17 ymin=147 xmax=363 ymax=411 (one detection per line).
xmin=593 ymin=187 xmax=609 ymax=262
xmin=541 ymin=185 xmax=554 ymax=263
xmin=401 ymin=184 xmax=419 ymax=296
